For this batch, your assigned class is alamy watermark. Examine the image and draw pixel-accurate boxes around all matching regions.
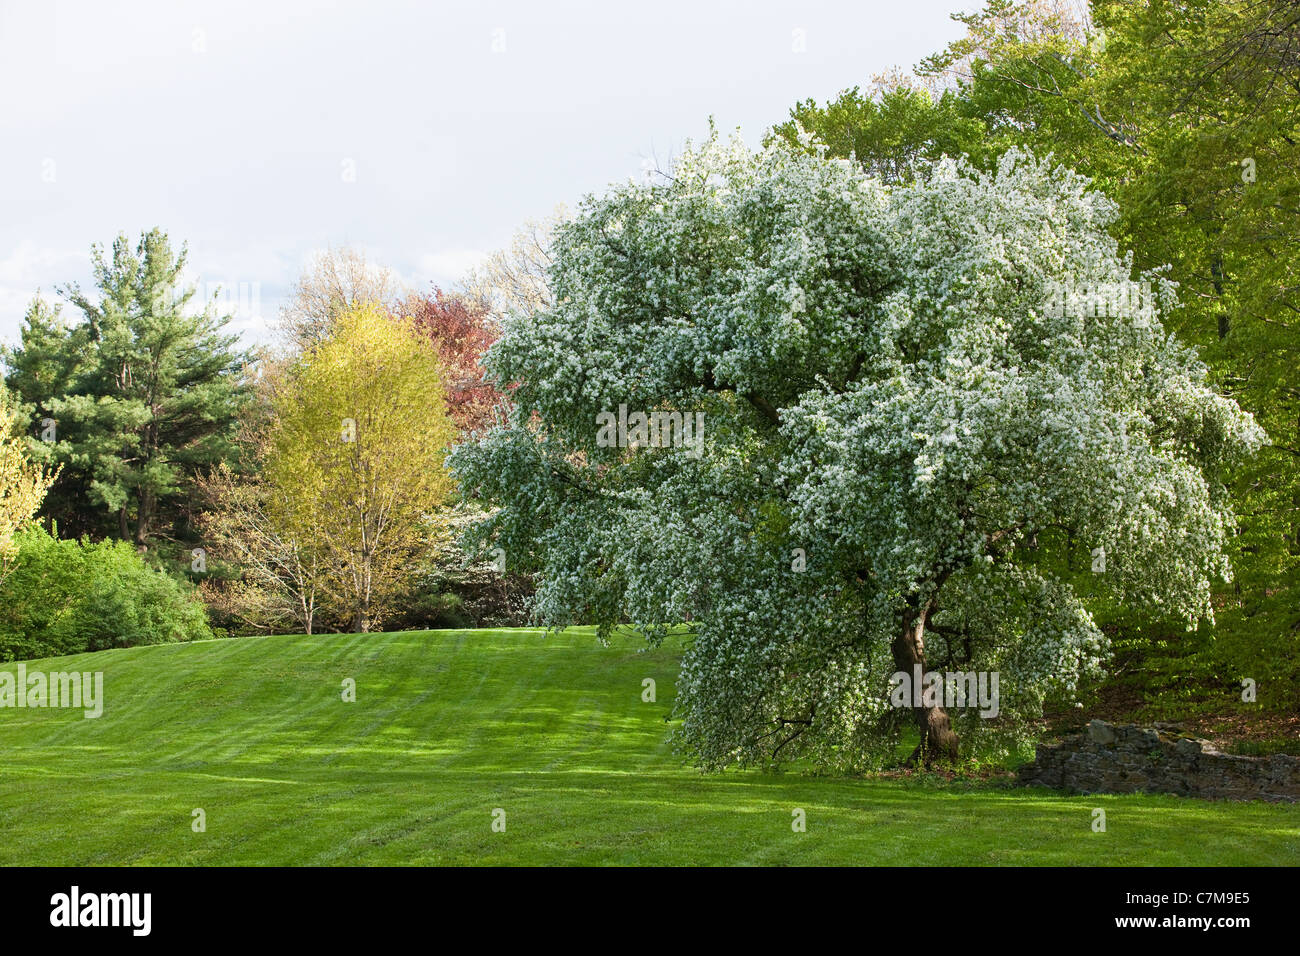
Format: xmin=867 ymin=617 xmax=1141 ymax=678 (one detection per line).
xmin=1043 ymin=279 xmax=1157 ymax=322
xmin=50 ymin=886 xmax=150 ymax=936
xmin=889 ymin=665 xmax=999 ymax=718
xmin=0 ymin=665 xmax=103 ymax=718
xmin=596 ymin=404 xmax=705 ymax=459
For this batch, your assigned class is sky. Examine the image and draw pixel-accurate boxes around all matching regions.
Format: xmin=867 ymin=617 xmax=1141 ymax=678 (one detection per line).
xmin=0 ymin=0 xmax=974 ymax=347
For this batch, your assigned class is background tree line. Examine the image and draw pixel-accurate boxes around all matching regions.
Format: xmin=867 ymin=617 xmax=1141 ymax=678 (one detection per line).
xmin=0 ymin=224 xmax=551 ymax=658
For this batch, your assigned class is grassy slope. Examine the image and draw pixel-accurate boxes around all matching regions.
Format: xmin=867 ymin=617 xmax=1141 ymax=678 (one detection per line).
xmin=0 ymin=628 xmax=1296 ymax=866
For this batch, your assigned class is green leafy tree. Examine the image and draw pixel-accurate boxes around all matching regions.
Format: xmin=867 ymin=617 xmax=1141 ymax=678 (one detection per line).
xmin=1084 ymin=0 xmax=1300 ymax=667
xmin=770 ymin=85 xmax=988 ymax=184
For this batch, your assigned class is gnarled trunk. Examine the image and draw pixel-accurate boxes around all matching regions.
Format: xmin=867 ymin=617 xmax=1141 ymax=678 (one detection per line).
xmin=891 ymin=600 xmax=959 ymax=767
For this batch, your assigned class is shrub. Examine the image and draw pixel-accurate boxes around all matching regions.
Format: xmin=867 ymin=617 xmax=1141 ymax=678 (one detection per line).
xmin=0 ymin=525 xmax=212 ymax=662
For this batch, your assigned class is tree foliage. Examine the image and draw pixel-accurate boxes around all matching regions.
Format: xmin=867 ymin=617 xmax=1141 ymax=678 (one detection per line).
xmin=261 ymin=302 xmax=458 ymax=632
xmin=196 ymin=459 xmax=326 ymax=636
xmin=277 ymin=246 xmax=401 ymax=353
xmin=451 ymin=133 xmax=1262 ymax=769
xmin=0 ymin=386 xmax=55 ymax=581
xmin=0 ymin=524 xmax=212 ymax=662
xmin=2 ymin=229 xmax=251 ymax=551
xmin=459 ymin=206 xmax=568 ymax=326
xmin=778 ymin=0 xmax=1300 ymax=712
xmin=399 ymin=287 xmax=507 ymax=435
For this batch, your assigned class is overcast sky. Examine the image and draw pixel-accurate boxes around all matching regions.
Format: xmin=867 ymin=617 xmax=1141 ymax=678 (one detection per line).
xmin=0 ymin=0 xmax=973 ymax=347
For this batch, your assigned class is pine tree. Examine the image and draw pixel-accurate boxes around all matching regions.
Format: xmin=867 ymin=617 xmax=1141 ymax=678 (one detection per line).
xmin=4 ymin=229 xmax=252 ymax=551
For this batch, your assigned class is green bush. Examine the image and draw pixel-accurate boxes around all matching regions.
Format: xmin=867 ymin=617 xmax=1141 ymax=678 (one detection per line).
xmin=0 ymin=524 xmax=212 ymax=662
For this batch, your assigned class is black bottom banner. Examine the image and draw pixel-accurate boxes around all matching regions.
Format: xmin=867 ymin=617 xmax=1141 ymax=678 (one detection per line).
xmin=0 ymin=865 xmax=1280 ymax=943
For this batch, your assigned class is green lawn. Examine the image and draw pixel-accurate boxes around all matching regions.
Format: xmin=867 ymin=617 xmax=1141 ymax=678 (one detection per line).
xmin=0 ymin=627 xmax=1295 ymax=866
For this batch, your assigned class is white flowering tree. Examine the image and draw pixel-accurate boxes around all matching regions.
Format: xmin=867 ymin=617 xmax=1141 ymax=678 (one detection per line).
xmin=450 ymin=133 xmax=1264 ymax=769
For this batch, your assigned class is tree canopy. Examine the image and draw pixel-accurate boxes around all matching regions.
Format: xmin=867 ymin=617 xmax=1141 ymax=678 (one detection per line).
xmin=451 ymin=133 xmax=1263 ymax=768
xmin=3 ymin=229 xmax=251 ymax=550
xmin=261 ymin=301 xmax=459 ymax=633
xmin=779 ymin=0 xmax=1300 ymax=705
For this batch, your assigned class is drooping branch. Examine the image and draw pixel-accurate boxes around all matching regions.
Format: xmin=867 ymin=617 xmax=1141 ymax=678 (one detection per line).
xmin=700 ymin=369 xmax=781 ymax=427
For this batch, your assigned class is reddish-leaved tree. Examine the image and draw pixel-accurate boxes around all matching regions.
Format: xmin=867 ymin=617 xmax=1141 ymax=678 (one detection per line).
xmin=399 ymin=287 xmax=508 ymax=435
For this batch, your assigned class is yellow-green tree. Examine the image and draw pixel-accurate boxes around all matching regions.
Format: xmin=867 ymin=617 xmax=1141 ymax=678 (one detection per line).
xmin=264 ymin=302 xmax=457 ymax=632
xmin=0 ymin=387 xmax=55 ymax=581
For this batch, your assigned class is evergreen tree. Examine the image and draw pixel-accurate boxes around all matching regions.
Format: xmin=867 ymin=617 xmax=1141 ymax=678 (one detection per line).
xmin=3 ymin=229 xmax=252 ymax=551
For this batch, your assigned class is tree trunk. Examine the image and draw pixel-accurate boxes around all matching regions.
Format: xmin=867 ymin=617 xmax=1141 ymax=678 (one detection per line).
xmin=891 ymin=600 xmax=959 ymax=767
xmin=134 ymin=487 xmax=153 ymax=551
xmin=356 ymin=550 xmax=372 ymax=633
xmin=1211 ymin=253 xmax=1229 ymax=340
xmin=353 ymin=588 xmax=369 ymax=634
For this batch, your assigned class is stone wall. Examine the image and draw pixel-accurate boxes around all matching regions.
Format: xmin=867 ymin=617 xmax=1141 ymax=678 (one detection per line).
xmin=1017 ymin=720 xmax=1300 ymax=803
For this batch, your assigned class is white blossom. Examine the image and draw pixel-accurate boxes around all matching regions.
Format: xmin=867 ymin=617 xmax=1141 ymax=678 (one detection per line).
xmin=450 ymin=133 xmax=1265 ymax=771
